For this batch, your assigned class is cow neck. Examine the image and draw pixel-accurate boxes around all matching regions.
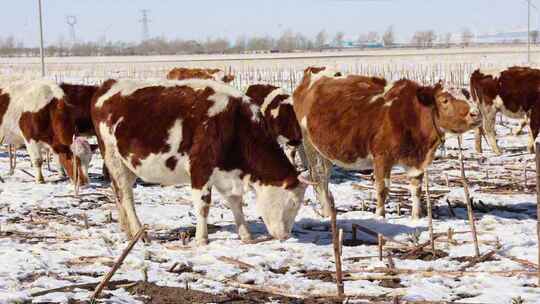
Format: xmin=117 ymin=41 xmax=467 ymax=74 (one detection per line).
xmin=431 ymin=107 xmax=445 ymax=146
xmin=235 ymin=104 xmax=297 ymax=187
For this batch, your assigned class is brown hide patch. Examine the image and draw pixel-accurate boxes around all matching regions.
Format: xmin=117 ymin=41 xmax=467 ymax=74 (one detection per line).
xmin=304 ymin=75 xmax=390 ymax=164
xmin=498 ymin=67 xmax=540 ymax=113
xmin=245 ymin=84 xmax=279 ymax=106
xmin=59 ymin=83 xmax=99 ymax=135
xmin=0 ymin=89 xmax=9 ymax=127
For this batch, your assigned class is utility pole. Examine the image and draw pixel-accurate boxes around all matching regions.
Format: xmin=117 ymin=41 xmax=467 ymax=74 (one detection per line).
xmin=66 ymin=15 xmax=78 ymax=45
xmin=529 ymin=0 xmax=532 ymax=64
xmin=38 ymin=0 xmax=45 ymax=77
xmin=139 ymin=9 xmax=151 ymax=41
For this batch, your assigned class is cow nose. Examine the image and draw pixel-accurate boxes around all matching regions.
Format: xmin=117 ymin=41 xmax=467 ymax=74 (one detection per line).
xmin=469 ymin=109 xmax=480 ymax=120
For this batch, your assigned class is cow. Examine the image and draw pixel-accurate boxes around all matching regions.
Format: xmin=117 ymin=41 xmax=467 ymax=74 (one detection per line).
xmin=245 ymin=84 xmax=302 ymax=147
xmin=293 ymin=67 xmax=481 ymax=219
xmin=470 ymin=66 xmax=540 ymax=155
xmin=166 ymin=67 xmax=235 ymax=83
xmin=0 ymin=78 xmax=97 ymax=185
xmin=91 ymin=78 xmax=310 ymax=244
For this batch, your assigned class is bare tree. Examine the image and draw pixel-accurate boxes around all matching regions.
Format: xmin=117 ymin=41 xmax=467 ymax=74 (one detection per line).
xmin=461 ymin=28 xmax=474 ymax=46
xmin=366 ymin=31 xmax=380 ymax=43
xmin=333 ymin=31 xmax=345 ymax=48
xmin=233 ymin=35 xmax=247 ymax=53
xmin=315 ymin=30 xmax=327 ymax=49
xmin=382 ymin=26 xmax=395 ymax=47
xmin=277 ymin=29 xmax=296 ymax=52
xmin=411 ymin=30 xmax=436 ymax=48
xmin=444 ymin=32 xmax=452 ymax=47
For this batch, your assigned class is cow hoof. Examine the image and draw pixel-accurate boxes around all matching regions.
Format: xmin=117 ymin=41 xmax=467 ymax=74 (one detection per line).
xmin=196 ymin=238 xmax=209 ymax=246
xmin=240 ymin=234 xmax=253 ymax=243
xmin=36 ymin=178 xmax=45 ymax=184
xmin=375 ymin=208 xmax=386 ymax=218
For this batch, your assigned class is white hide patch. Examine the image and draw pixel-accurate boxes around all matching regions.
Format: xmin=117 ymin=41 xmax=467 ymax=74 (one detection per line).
xmin=300 ymin=117 xmax=308 ymax=130
xmin=211 ymin=70 xmax=227 ymax=82
xmin=308 ymin=67 xmax=344 ymax=89
xmin=130 ymin=119 xmax=191 ymax=185
xmin=261 ymin=88 xmax=289 ymax=113
xmin=480 ymin=68 xmax=503 ymax=80
xmin=369 ymin=82 xmax=394 ymax=104
xmin=207 ymin=92 xmax=230 ymax=117
xmin=406 ymin=167 xmax=424 ymax=178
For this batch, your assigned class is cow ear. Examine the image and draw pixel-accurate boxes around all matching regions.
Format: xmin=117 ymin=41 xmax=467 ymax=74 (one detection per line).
xmin=416 ymin=86 xmax=436 ymax=106
xmin=461 ymin=88 xmax=471 ymax=100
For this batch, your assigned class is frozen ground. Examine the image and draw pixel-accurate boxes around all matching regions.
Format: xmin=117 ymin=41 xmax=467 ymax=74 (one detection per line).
xmin=0 ymin=119 xmax=539 ymax=304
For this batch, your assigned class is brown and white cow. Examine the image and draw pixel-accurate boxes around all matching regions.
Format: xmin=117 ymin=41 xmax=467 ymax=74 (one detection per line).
xmin=470 ymin=67 xmax=540 ymax=155
xmin=0 ymin=78 xmax=96 ymax=184
xmin=294 ymin=67 xmax=481 ymax=219
xmin=91 ymin=78 xmax=308 ymax=244
xmin=166 ymin=67 xmax=235 ymax=83
xmin=245 ymin=84 xmax=302 ymax=148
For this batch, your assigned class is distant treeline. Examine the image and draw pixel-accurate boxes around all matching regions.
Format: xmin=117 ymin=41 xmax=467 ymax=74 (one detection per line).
xmin=0 ymin=27 xmax=536 ymax=57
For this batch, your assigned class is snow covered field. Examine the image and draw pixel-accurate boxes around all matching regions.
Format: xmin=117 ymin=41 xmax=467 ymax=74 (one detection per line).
xmin=0 ymin=112 xmax=539 ymax=303
xmin=2 ymin=49 xmax=540 ymax=303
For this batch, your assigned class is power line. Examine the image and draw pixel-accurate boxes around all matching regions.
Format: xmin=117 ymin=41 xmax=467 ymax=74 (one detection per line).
xmin=139 ymin=9 xmax=151 ymax=41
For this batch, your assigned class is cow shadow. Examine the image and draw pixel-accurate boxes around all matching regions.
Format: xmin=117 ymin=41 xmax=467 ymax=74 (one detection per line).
xmin=436 ymin=200 xmax=537 ymax=221
xmin=216 ymin=217 xmax=425 ymax=247
xmin=330 ymin=167 xmax=368 ymax=184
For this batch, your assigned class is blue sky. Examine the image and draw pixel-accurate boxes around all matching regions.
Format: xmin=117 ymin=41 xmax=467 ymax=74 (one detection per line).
xmin=2 ymin=0 xmax=537 ymax=46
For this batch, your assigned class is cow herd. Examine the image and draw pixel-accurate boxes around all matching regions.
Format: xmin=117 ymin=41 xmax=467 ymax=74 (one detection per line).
xmin=0 ymin=65 xmax=537 ymax=246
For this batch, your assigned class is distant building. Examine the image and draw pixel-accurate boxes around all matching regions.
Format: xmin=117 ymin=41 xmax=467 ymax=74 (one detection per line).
xmin=476 ymin=29 xmax=536 ymax=44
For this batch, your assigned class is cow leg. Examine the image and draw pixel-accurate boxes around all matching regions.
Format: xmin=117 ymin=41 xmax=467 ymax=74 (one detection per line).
xmin=302 ymin=139 xmax=334 ymax=218
xmin=409 ymin=172 xmax=424 ymax=220
xmin=483 ymin=109 xmax=502 ymax=155
xmin=54 ymin=154 xmax=67 ymax=178
xmin=474 ymin=127 xmax=483 ymax=154
xmin=110 ymin=180 xmax=129 ymax=232
xmin=527 ymin=123 xmax=536 ymax=153
xmin=25 ymin=140 xmax=44 ymax=184
xmin=374 ymin=159 xmax=390 ymax=218
xmin=218 ymin=192 xmax=252 ymax=242
xmin=192 ymin=187 xmax=212 ymax=246
xmin=102 ymin=147 xmax=141 ymax=239
xmin=296 ymin=144 xmax=309 ymax=171
xmin=513 ymin=118 xmax=528 ymax=136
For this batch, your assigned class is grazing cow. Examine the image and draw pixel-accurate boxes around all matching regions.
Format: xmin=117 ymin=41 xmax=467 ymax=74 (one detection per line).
xmin=470 ymin=67 xmax=540 ymax=155
xmin=166 ymin=67 xmax=235 ymax=83
xmin=0 ymin=78 xmax=97 ymax=184
xmin=294 ymin=67 xmax=481 ymax=219
xmin=91 ymin=79 xmax=308 ymax=244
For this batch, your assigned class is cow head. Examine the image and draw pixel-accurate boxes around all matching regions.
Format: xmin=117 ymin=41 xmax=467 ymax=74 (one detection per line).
xmin=58 ymin=136 xmax=93 ymax=185
xmin=469 ymin=69 xmax=501 ymax=123
xmin=253 ymin=176 xmax=307 ymax=240
xmin=272 ymin=102 xmax=303 ymax=146
xmin=417 ymin=83 xmax=482 ymax=134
